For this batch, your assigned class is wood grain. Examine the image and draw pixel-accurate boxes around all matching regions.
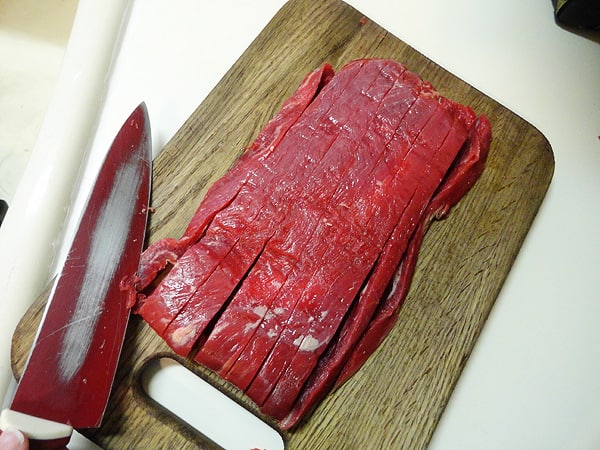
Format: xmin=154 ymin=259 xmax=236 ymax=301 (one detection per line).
xmin=11 ymin=0 xmax=553 ymax=448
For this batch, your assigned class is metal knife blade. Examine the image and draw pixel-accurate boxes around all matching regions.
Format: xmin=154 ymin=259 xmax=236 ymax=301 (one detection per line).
xmin=0 ymin=103 xmax=152 ymax=447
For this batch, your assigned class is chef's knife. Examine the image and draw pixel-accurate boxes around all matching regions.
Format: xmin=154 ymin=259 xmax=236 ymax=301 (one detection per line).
xmin=0 ymin=103 xmax=152 ymax=449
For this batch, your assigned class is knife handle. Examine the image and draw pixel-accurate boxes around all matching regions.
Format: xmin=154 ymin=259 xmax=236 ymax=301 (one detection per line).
xmin=0 ymin=409 xmax=72 ymax=449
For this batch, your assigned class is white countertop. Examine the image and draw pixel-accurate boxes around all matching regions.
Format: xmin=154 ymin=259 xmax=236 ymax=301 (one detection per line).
xmin=1 ymin=0 xmax=599 ymax=449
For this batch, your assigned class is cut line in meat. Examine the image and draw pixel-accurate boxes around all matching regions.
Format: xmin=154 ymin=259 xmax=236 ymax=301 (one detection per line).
xmin=132 ymin=58 xmax=492 ymax=430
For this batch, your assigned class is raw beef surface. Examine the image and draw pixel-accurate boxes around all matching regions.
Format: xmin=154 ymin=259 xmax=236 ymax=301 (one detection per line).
xmin=223 ymin=67 xmax=424 ymax=391
xmin=133 ymin=58 xmax=491 ymax=430
xmin=257 ymin=92 xmax=476 ymax=420
xmin=195 ymin=60 xmax=404 ymax=376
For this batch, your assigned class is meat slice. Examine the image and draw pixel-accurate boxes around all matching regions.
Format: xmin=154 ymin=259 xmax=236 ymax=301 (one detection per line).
xmin=161 ymin=206 xmax=279 ymax=354
xmin=239 ymin=94 xmax=445 ymax=407
xmin=255 ymin=97 xmax=475 ymax=420
xmin=278 ymin=116 xmax=491 ymax=430
xmin=245 ymin=97 xmax=448 ymax=409
xmin=133 ymin=63 xmax=334 ymax=296
xmin=193 ymin=60 xmax=403 ymax=367
xmin=221 ymin=69 xmax=427 ymax=391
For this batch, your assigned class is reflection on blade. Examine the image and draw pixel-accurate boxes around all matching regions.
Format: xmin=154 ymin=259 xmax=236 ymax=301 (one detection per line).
xmin=59 ymin=153 xmax=145 ymax=382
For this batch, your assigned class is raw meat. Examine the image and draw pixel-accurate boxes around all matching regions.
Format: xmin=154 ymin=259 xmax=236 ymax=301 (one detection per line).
xmin=221 ymin=67 xmax=424 ymax=391
xmin=133 ymin=58 xmax=491 ymax=430
xmin=195 ymin=60 xmax=406 ymax=375
xmin=279 ymin=116 xmax=491 ymax=429
xmin=335 ymin=115 xmax=492 ymax=386
xmin=255 ymin=95 xmax=476 ymax=420
xmin=166 ymin=60 xmax=391 ymax=356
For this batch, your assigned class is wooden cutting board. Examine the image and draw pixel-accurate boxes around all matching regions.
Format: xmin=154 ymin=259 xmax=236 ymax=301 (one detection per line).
xmin=11 ymin=0 xmax=554 ymax=448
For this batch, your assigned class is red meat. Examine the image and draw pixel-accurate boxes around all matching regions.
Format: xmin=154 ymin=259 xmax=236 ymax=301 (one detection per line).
xmin=256 ymin=96 xmax=476 ymax=420
xmin=222 ymin=67 xmax=425 ymax=391
xmin=161 ymin=60 xmax=380 ymax=354
xmin=335 ymin=115 xmax=492 ymax=387
xmin=240 ymin=80 xmax=444 ymax=407
xmin=136 ymin=62 xmax=342 ymax=333
xmin=194 ymin=60 xmax=406 ymax=374
xmin=279 ymin=115 xmax=491 ymax=429
xmin=133 ymin=59 xmax=491 ymax=429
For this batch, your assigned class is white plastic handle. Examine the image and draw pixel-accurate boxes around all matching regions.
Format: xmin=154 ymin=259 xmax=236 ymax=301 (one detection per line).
xmin=0 ymin=409 xmax=72 ymax=441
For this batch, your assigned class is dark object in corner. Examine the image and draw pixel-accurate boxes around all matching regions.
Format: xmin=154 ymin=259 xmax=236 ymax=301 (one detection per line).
xmin=0 ymin=199 xmax=7 ymax=228
xmin=552 ymin=0 xmax=600 ymax=29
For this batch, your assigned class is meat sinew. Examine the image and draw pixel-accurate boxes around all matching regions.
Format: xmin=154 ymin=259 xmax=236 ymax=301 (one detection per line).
xmin=131 ymin=59 xmax=492 ymax=430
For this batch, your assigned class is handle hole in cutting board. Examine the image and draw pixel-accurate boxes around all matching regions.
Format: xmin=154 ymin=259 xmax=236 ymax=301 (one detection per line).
xmin=141 ymin=357 xmax=285 ymax=450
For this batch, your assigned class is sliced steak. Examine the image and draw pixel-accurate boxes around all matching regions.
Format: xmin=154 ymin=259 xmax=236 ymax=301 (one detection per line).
xmin=161 ymin=61 xmax=387 ymax=355
xmin=335 ymin=116 xmax=492 ymax=387
xmin=222 ymin=67 xmax=425 ymax=391
xmin=277 ymin=116 xmax=490 ymax=429
xmin=194 ymin=60 xmax=402 ymax=368
xmin=136 ymin=62 xmax=359 ymax=335
xmin=132 ymin=59 xmax=492 ymax=430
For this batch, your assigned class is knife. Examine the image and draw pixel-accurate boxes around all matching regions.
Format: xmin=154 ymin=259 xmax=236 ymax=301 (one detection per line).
xmin=0 ymin=103 xmax=152 ymax=449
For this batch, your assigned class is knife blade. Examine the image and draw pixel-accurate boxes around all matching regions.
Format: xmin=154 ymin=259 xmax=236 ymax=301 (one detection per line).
xmin=0 ymin=103 xmax=152 ymax=448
